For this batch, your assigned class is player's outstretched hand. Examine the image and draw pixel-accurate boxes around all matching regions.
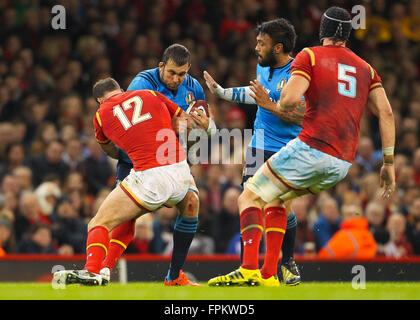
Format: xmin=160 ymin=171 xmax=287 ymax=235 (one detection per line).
xmin=379 ymin=164 xmax=396 ymax=200
xmin=203 ymin=71 xmax=218 ymax=94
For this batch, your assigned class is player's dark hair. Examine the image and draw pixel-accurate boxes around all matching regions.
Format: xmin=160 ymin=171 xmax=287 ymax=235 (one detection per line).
xmin=162 ymin=44 xmax=191 ymax=66
xmin=319 ymin=7 xmax=352 ymax=43
xmin=92 ymin=77 xmax=121 ymax=100
xmin=256 ymin=18 xmax=296 ymax=54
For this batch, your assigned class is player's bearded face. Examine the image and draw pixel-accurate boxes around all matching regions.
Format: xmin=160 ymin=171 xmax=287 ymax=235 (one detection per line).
xmin=255 ymin=34 xmax=277 ymax=67
xmin=257 ymin=47 xmax=277 ymax=67
xmin=159 ymin=60 xmax=190 ymax=90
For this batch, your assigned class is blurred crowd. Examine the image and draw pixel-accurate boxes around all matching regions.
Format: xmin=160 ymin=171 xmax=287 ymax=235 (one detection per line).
xmin=0 ymin=0 xmax=419 ymax=259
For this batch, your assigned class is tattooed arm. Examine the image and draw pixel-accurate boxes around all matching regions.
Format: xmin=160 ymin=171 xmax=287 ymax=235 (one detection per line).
xmin=271 ymin=100 xmax=306 ymax=126
xmin=248 ymin=79 xmax=306 ymax=126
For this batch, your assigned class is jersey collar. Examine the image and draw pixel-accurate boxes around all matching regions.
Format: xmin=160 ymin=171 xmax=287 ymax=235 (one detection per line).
xmin=271 ymin=57 xmax=293 ymax=70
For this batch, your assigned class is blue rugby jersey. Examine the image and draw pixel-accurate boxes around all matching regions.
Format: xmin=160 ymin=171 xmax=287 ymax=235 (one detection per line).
xmin=249 ymin=59 xmax=302 ymax=152
xmin=118 ymin=68 xmax=206 ymax=164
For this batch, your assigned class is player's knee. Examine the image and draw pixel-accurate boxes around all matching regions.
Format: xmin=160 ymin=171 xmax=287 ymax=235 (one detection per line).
xmin=181 ymin=191 xmax=199 ymax=218
xmin=238 ymin=190 xmax=251 ymax=210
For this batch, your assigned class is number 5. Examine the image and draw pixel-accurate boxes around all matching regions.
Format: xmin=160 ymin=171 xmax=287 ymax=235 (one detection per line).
xmin=338 ymin=63 xmax=356 ymax=98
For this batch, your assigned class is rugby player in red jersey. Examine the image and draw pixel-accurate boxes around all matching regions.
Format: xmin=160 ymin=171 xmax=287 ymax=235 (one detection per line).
xmin=54 ymin=78 xmax=198 ymax=286
xmin=208 ymin=6 xmax=396 ymax=286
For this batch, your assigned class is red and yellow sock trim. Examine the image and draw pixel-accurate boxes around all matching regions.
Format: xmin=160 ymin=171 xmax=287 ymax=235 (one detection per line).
xmin=110 ymin=239 xmax=127 ymax=250
xmin=265 ymin=227 xmax=286 ymax=234
xmin=87 ymin=243 xmax=108 ymax=255
xmin=241 ymin=224 xmax=264 ymax=234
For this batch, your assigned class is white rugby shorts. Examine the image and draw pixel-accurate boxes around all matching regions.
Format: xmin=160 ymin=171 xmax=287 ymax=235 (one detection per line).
xmin=120 ymin=160 xmax=191 ymax=211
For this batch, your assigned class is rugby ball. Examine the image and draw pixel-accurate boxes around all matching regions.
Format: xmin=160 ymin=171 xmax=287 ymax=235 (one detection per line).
xmin=186 ymin=100 xmax=210 ymax=117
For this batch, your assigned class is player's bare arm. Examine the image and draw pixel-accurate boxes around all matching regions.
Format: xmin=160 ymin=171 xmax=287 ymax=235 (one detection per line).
xmin=275 ymin=100 xmax=306 ymax=126
xmin=98 ymin=140 xmax=119 ymax=159
xmin=250 ymin=79 xmax=306 ymax=126
xmin=278 ymin=75 xmax=309 ymax=111
xmin=367 ymin=87 xmax=396 ymax=199
xmin=205 ymin=71 xmax=305 ymax=125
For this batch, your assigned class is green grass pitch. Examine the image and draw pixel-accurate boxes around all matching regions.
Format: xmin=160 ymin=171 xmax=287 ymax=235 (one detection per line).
xmin=0 ymin=282 xmax=419 ymax=300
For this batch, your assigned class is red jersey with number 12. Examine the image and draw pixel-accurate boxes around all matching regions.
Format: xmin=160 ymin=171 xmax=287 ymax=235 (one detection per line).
xmin=291 ymin=45 xmax=382 ymax=163
xmin=93 ymin=90 xmax=186 ymax=171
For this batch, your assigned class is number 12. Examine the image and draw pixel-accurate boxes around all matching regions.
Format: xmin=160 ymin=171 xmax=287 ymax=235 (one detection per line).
xmin=113 ymin=95 xmax=152 ymax=130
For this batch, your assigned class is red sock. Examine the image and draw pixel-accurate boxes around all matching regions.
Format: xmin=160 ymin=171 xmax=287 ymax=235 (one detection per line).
xmin=260 ymin=207 xmax=287 ymax=279
xmin=240 ymin=207 xmax=263 ymax=270
xmin=101 ymin=219 xmax=136 ymax=272
xmin=84 ymin=226 xmax=109 ymax=274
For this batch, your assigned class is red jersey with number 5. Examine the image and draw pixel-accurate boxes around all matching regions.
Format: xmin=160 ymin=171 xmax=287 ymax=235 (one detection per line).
xmin=291 ymin=45 xmax=382 ymax=163
xmin=93 ymin=90 xmax=186 ymax=171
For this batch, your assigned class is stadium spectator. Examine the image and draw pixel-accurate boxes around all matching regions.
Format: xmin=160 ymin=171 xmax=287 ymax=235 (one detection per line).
xmin=318 ymin=204 xmax=377 ymax=258
xmin=212 ymin=186 xmax=241 ymax=253
xmin=189 ymin=186 xmax=216 ymax=255
xmin=355 ymin=137 xmax=383 ymax=174
xmin=59 ymin=122 xmax=78 ymax=145
xmin=79 ymin=137 xmax=114 ymax=196
xmin=126 ymin=214 xmax=154 ymax=254
xmin=406 ymin=198 xmax=420 ymax=255
xmin=28 ymin=121 xmax=57 ymax=155
xmin=0 ymin=217 xmax=15 ymax=255
xmin=206 ymin=164 xmax=224 ymax=213
xmin=365 ymin=201 xmax=390 ymax=252
xmin=12 ymin=166 xmax=33 ymax=192
xmin=149 ymin=207 xmax=177 ymax=254
xmin=50 ymin=196 xmax=87 ymax=254
xmin=412 ymin=148 xmax=420 ymax=186
xmin=383 ymin=213 xmax=413 ymax=258
xmin=0 ymin=142 xmax=26 ymax=179
xmin=14 ymin=191 xmax=50 ymax=242
xmin=293 ymin=195 xmax=316 ymax=255
xmin=25 ymin=139 xmax=70 ymax=187
xmin=62 ymin=137 xmax=85 ymax=171
xmin=312 ymin=196 xmax=341 ymax=251
xmin=359 ymin=173 xmax=381 ymax=209
xmin=34 ymin=181 xmax=61 ymax=216
xmin=17 ymin=224 xmax=57 ymax=254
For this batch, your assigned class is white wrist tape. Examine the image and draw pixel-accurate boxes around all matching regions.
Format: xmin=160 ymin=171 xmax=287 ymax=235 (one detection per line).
xmin=215 ymin=85 xmax=256 ymax=104
xmin=382 ymin=146 xmax=395 ymax=156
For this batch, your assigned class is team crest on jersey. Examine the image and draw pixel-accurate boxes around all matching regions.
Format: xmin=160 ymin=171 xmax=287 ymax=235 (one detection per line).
xmin=185 ymin=92 xmax=195 ymax=104
xmin=277 ymin=79 xmax=286 ymax=91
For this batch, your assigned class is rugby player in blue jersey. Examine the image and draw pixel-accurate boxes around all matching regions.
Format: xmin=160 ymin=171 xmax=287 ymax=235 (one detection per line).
xmin=100 ymin=44 xmax=217 ymax=286
xmin=205 ymin=19 xmax=305 ymax=286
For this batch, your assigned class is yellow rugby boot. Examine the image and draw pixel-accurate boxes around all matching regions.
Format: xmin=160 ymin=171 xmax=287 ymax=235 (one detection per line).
xmin=259 ymin=274 xmax=280 ymax=287
xmin=208 ymin=267 xmax=261 ymax=287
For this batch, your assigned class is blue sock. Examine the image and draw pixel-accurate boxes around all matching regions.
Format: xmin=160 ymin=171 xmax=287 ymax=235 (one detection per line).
xmin=281 ymin=212 xmax=297 ymax=265
xmin=167 ymin=215 xmax=198 ymax=281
